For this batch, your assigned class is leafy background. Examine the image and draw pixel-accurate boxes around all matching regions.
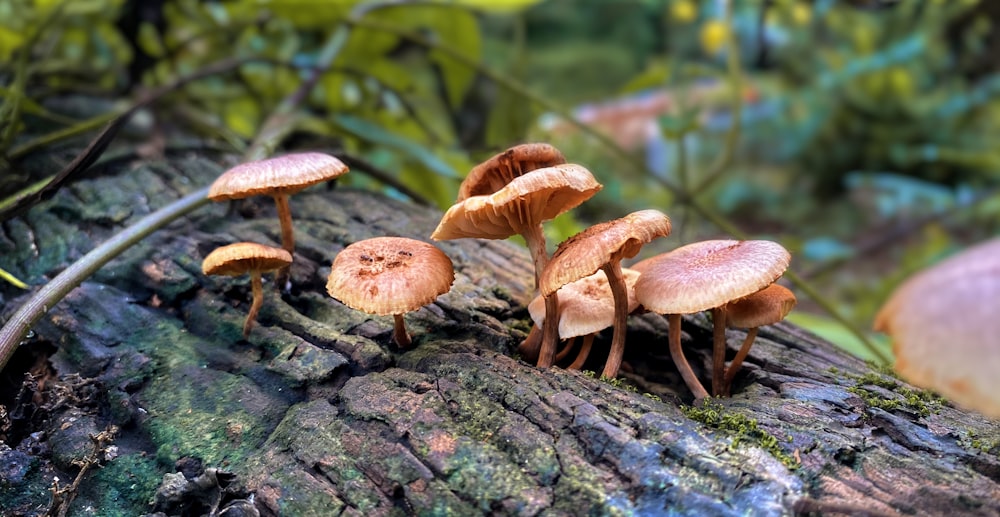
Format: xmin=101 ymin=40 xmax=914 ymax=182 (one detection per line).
xmin=3 ymin=0 xmax=1000 ymax=363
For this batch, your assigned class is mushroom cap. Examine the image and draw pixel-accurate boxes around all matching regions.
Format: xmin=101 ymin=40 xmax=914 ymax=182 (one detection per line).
xmin=540 ymin=209 xmax=671 ymax=296
xmin=457 ymin=143 xmax=567 ymax=201
xmin=726 ymin=283 xmax=797 ymax=328
xmin=634 ymin=239 xmax=790 ymax=315
xmin=528 ymin=269 xmax=641 ymax=338
xmin=326 ymin=236 xmax=455 ymax=316
xmin=202 ymin=242 xmax=293 ymax=276
xmin=874 ymin=237 xmax=1000 ymax=418
xmin=208 ymin=152 xmax=349 ymax=201
xmin=431 ymin=163 xmax=602 ymax=241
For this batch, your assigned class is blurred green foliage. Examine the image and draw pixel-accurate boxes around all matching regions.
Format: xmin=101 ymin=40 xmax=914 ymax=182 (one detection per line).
xmin=2 ymin=0 xmax=1000 ymax=359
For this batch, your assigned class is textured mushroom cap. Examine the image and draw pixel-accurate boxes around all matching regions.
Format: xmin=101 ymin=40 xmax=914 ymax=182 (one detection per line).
xmin=208 ymin=152 xmax=349 ymax=201
xmin=528 ymin=269 xmax=641 ymax=338
xmin=634 ymin=240 xmax=790 ymax=315
xmin=874 ymin=237 xmax=1000 ymax=418
xmin=202 ymin=242 xmax=293 ymax=276
xmin=726 ymin=283 xmax=797 ymax=328
xmin=431 ymin=164 xmax=602 ymax=241
xmin=540 ymin=209 xmax=671 ymax=296
xmin=326 ymin=237 xmax=455 ymax=316
xmin=457 ymin=143 xmax=566 ymax=201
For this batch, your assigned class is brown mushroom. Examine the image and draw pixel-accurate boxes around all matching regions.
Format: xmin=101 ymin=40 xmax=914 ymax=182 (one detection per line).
xmin=633 ymin=240 xmax=790 ymax=399
xmin=540 ymin=209 xmax=672 ymax=377
xmin=457 ymin=143 xmax=566 ymax=201
xmin=528 ymin=268 xmax=641 ymax=370
xmin=201 ymin=242 xmax=293 ymax=338
xmin=326 ymin=236 xmax=454 ymax=348
xmin=208 ymin=152 xmax=349 ymax=283
xmin=874 ymin=237 xmax=1000 ymax=418
xmin=431 ymin=163 xmax=603 ymax=367
xmin=722 ymin=283 xmax=796 ymax=395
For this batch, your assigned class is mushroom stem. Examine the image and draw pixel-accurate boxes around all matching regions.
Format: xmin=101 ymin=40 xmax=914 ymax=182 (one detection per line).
xmin=392 ymin=313 xmax=412 ymax=349
xmin=517 ymin=324 xmax=542 ymax=362
xmin=555 ymin=336 xmax=578 ymax=363
xmin=273 ymin=193 xmax=294 ymax=289
xmin=600 ymin=261 xmax=629 ymax=379
xmin=521 ymin=223 xmax=560 ymax=368
xmin=668 ymin=313 xmax=709 ymax=400
xmin=568 ymin=334 xmax=595 ymax=370
xmin=244 ymin=271 xmax=264 ymax=338
xmin=273 ymin=193 xmax=295 ymax=255
xmin=711 ymin=306 xmax=728 ymax=397
xmin=723 ymin=327 xmax=758 ymax=395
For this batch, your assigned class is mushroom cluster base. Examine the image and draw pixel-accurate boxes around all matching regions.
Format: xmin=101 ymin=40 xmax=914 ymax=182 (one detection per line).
xmin=1 ymin=153 xmax=999 ymax=516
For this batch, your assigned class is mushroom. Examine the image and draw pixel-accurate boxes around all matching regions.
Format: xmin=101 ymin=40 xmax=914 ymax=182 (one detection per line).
xmin=431 ymin=163 xmax=603 ymax=367
xmin=457 ymin=143 xmax=566 ymax=201
xmin=722 ymin=283 xmax=796 ymax=395
xmin=632 ymin=240 xmax=790 ymax=399
xmin=326 ymin=236 xmax=455 ymax=348
xmin=874 ymin=237 xmax=1000 ymax=418
xmin=201 ymin=242 xmax=293 ymax=338
xmin=540 ymin=209 xmax=672 ymax=378
xmin=208 ymin=152 xmax=349 ymax=283
xmin=527 ymin=268 xmax=642 ymax=370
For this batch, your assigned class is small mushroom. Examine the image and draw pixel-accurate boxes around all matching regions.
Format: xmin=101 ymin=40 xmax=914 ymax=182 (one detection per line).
xmin=722 ymin=283 xmax=796 ymax=395
xmin=208 ymin=152 xmax=349 ymax=283
xmin=633 ymin=240 xmax=790 ymax=399
xmin=326 ymin=236 xmax=454 ymax=348
xmin=201 ymin=242 xmax=293 ymax=338
xmin=540 ymin=209 xmax=671 ymax=377
xmin=432 ymin=163 xmax=603 ymax=367
xmin=457 ymin=143 xmax=566 ymax=201
xmin=527 ymin=269 xmax=642 ymax=370
xmin=874 ymin=237 xmax=1000 ymax=418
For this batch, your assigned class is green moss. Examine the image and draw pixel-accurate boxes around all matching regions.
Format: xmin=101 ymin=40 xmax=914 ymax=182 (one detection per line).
xmin=959 ymin=429 xmax=1000 ymax=456
xmin=681 ymin=400 xmax=799 ymax=469
xmin=844 ymin=371 xmax=943 ymax=417
xmin=599 ymin=375 xmax=638 ymax=393
xmin=77 ymin=453 xmax=164 ymax=516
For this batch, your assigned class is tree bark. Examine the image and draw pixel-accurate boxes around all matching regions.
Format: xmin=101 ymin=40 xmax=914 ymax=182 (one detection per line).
xmin=1 ymin=153 xmax=999 ymax=516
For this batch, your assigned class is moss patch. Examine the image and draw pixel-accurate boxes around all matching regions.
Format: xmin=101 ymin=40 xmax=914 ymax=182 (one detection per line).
xmin=681 ymin=400 xmax=799 ymax=469
xmin=844 ymin=372 xmax=943 ymax=417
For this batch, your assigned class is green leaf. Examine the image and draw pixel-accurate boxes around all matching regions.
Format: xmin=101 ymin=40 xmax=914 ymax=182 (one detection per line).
xmin=332 ymin=114 xmax=459 ymax=179
xmin=433 ymin=0 xmax=544 ymax=13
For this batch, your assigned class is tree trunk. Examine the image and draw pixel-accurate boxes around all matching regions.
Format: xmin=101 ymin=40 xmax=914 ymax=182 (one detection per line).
xmin=1 ymin=153 xmax=998 ymax=517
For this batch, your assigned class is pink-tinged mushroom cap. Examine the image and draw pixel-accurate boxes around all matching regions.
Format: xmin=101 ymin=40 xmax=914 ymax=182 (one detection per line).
xmin=528 ymin=269 xmax=641 ymax=339
xmin=208 ymin=152 xmax=349 ymax=200
xmin=874 ymin=237 xmax=1000 ymax=418
xmin=634 ymin=239 xmax=790 ymax=315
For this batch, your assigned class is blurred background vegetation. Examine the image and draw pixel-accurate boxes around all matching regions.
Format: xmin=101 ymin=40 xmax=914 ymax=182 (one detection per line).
xmin=2 ymin=0 xmax=999 ymax=362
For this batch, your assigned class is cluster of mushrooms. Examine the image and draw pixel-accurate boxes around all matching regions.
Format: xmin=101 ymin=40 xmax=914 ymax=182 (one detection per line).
xmin=200 ymin=143 xmax=797 ymax=399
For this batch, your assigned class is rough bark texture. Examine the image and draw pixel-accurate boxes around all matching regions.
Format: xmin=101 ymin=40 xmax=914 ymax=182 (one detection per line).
xmin=1 ymin=153 xmax=999 ymax=516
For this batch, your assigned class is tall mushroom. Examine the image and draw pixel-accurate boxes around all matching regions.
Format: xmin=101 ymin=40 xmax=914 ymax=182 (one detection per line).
xmin=633 ymin=240 xmax=790 ymax=398
xmin=201 ymin=242 xmax=293 ymax=338
xmin=431 ymin=163 xmax=603 ymax=367
xmin=326 ymin=236 xmax=454 ymax=349
xmin=722 ymin=283 xmax=796 ymax=395
xmin=527 ymin=268 xmax=642 ymax=370
xmin=208 ymin=152 xmax=349 ymax=284
xmin=874 ymin=237 xmax=1000 ymax=418
xmin=540 ymin=209 xmax=672 ymax=377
